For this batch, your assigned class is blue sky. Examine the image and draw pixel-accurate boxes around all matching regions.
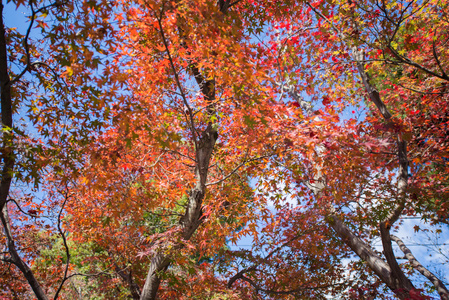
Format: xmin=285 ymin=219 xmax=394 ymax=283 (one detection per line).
xmin=4 ymin=2 xmax=29 ymax=32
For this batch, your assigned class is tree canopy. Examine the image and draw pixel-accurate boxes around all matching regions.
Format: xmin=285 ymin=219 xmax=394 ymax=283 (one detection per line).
xmin=1 ymin=0 xmax=448 ymax=299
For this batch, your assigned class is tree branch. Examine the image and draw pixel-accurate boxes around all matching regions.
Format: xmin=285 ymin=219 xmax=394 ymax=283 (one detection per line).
xmin=307 ymin=5 xmax=420 ymax=298
xmin=53 ymin=191 xmax=72 ymax=300
xmin=386 ymin=44 xmax=449 ymax=82
xmin=391 ymin=235 xmax=449 ymax=300
xmin=206 ymin=154 xmax=271 ymax=186
xmin=114 ymin=263 xmax=141 ymax=300
xmin=0 ymin=2 xmax=14 ymax=213
xmin=156 ymin=10 xmax=198 ymax=146
xmin=140 ymin=2 xmax=220 ymax=299
xmin=1 ymin=205 xmax=49 ymax=300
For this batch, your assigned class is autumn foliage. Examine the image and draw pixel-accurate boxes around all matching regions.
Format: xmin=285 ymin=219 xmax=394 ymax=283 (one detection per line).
xmin=1 ymin=0 xmax=449 ymax=299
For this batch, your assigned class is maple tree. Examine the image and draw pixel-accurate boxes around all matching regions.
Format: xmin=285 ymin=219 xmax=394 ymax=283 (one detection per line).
xmin=1 ymin=0 xmax=449 ymax=299
xmin=295 ymin=0 xmax=449 ymax=298
xmin=0 ymin=0 xmax=119 ymax=298
xmin=252 ymin=0 xmax=449 ymax=298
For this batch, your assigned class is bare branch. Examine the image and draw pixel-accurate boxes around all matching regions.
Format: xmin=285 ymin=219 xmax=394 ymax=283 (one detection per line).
xmin=206 ymin=154 xmax=271 ymax=186
xmin=53 ymin=191 xmax=71 ymax=300
xmin=233 ymin=272 xmax=346 ymax=296
xmin=228 ymin=223 xmax=323 ymax=290
xmin=432 ymin=34 xmax=448 ymax=79
xmin=9 ymin=1 xmax=67 ymax=87
xmin=386 ymin=45 xmax=449 ymax=81
xmin=391 ymin=235 xmax=449 ymax=300
xmin=156 ymin=9 xmax=198 ymax=146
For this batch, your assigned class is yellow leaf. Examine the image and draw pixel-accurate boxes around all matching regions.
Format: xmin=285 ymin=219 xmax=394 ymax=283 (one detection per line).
xmin=66 ymin=66 xmax=74 ymax=77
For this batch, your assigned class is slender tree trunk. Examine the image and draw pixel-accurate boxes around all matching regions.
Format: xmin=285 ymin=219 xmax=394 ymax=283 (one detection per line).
xmin=1 ymin=206 xmax=49 ymax=300
xmin=139 ymin=1 xmax=228 ymax=298
xmin=0 ymin=5 xmax=48 ymax=299
xmin=139 ymin=123 xmax=217 ymax=300
xmin=115 ymin=264 xmax=142 ymax=300
xmin=353 ymin=49 xmax=415 ymax=298
xmin=0 ymin=1 xmax=14 ymax=212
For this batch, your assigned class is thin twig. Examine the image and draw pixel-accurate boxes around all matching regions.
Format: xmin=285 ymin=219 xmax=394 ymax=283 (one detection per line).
xmin=206 ymin=154 xmax=271 ymax=186
xmin=156 ymin=9 xmax=199 ymax=147
xmin=53 ymin=190 xmax=72 ymax=300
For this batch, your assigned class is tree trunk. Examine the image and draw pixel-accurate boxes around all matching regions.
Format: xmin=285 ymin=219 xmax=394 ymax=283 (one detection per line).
xmin=1 ymin=206 xmax=49 ymax=300
xmin=0 ymin=1 xmax=14 ymax=212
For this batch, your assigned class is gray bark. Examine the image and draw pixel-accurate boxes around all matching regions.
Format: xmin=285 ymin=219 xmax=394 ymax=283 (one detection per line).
xmin=139 ymin=124 xmax=217 ymax=300
xmin=327 ymin=213 xmax=395 ymax=290
xmin=391 ymin=235 xmax=449 ymax=300
xmin=139 ymin=123 xmax=217 ymax=300
xmin=294 ymin=41 xmax=418 ymax=298
xmin=139 ymin=2 xmax=228 ymax=298
xmin=353 ymin=49 xmax=415 ymax=297
xmin=139 ymin=253 xmax=171 ymax=300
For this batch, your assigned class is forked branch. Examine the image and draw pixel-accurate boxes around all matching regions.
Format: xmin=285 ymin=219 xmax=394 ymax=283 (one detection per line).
xmin=391 ymin=235 xmax=449 ymax=300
